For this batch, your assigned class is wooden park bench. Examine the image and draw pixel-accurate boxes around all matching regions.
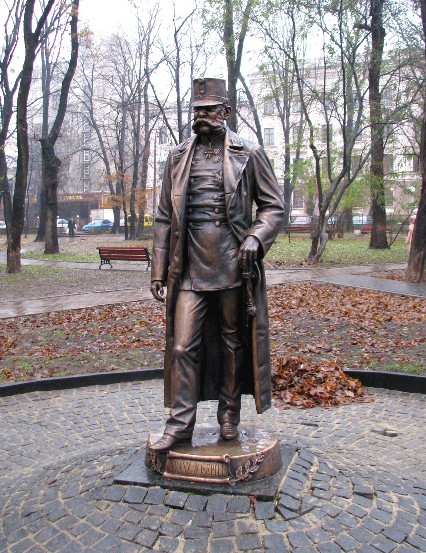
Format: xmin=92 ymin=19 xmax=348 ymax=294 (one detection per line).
xmin=284 ymin=224 xmax=337 ymax=242
xmin=284 ymin=225 xmax=313 ymax=242
xmin=97 ymin=246 xmax=151 ymax=270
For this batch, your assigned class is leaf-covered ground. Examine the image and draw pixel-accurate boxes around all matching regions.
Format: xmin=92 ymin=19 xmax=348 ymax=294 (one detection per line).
xmin=1 ymin=282 xmax=424 ymax=383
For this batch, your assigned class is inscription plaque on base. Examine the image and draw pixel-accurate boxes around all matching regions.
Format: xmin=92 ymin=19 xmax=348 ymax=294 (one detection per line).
xmin=145 ymin=424 xmax=282 ymax=485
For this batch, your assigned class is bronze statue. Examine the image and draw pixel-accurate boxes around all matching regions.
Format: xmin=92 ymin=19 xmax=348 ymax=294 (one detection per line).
xmin=150 ymin=78 xmax=284 ymax=452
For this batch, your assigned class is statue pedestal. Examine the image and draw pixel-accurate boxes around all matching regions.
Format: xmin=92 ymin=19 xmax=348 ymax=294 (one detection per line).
xmin=145 ymin=424 xmax=282 ymax=486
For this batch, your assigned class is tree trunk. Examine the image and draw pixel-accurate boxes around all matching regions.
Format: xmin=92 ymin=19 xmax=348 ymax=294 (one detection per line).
xmin=405 ymin=0 xmax=426 ymax=282
xmin=6 ymin=0 xmax=55 ymax=273
xmin=42 ymin=0 xmax=79 ymax=253
xmin=0 ymin=150 xmax=13 ymax=239
xmin=35 ymin=188 xmax=47 ymax=242
xmin=41 ymin=140 xmax=61 ymax=254
xmin=368 ymin=0 xmax=388 ymax=249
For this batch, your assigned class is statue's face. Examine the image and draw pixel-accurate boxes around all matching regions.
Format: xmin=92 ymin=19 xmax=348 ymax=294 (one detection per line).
xmin=192 ymin=104 xmax=231 ymax=135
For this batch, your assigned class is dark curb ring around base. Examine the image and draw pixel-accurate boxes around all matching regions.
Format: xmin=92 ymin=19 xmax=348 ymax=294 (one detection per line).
xmin=0 ymin=367 xmax=424 ymax=397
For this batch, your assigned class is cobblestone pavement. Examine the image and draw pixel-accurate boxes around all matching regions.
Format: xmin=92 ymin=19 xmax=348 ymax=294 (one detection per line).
xmin=1 ymin=381 xmax=425 ymax=552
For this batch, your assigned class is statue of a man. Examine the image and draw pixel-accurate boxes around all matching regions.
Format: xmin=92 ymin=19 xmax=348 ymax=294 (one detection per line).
xmin=150 ymin=78 xmax=284 ymax=451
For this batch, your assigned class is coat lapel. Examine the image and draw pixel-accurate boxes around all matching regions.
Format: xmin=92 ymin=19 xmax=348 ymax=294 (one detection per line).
xmin=223 ymin=129 xmax=249 ymax=209
xmin=171 ymin=136 xmax=197 ymax=225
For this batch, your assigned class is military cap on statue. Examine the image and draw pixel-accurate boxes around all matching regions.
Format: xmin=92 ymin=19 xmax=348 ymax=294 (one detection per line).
xmin=192 ymin=78 xmax=228 ymax=107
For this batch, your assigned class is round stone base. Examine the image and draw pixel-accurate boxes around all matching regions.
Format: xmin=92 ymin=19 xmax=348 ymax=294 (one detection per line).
xmin=145 ymin=424 xmax=282 ymax=486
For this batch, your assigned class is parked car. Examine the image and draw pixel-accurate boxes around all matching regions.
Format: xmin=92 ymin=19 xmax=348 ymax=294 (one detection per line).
xmin=57 ymin=218 xmax=69 ymax=234
xmin=0 ymin=220 xmax=6 ymax=229
xmin=353 ymin=215 xmax=372 ymax=225
xmin=82 ymin=219 xmax=113 ymax=232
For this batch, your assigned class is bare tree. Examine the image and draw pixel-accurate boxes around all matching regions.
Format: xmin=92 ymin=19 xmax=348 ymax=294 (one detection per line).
xmin=406 ymin=0 xmax=426 ymax=283
xmin=7 ymin=0 xmax=56 ymax=274
xmin=356 ymin=0 xmax=389 ymax=248
xmin=39 ymin=1 xmax=80 ymax=254
xmin=0 ymin=0 xmax=25 ymax=239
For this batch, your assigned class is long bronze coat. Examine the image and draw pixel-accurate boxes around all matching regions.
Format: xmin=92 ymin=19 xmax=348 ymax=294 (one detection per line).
xmin=151 ymin=129 xmax=284 ymax=414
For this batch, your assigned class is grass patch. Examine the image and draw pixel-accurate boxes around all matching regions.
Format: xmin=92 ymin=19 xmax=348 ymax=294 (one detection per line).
xmin=22 ymin=238 xmax=153 ymax=263
xmin=368 ymin=361 xmax=425 ymax=375
xmin=0 ymin=264 xmax=63 ymax=281
xmin=267 ymin=234 xmax=409 ymax=265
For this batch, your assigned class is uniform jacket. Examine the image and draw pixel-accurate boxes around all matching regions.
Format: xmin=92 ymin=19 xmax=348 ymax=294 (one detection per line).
xmin=151 ymin=128 xmax=284 ymax=414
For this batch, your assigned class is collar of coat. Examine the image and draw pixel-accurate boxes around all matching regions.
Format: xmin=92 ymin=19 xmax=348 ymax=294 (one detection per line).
xmin=171 ymin=129 xmax=250 ymax=223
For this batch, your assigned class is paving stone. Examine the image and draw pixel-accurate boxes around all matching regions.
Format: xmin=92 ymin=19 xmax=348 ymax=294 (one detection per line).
xmin=371 ymin=534 xmax=400 ymax=553
xmin=236 ymin=521 xmax=260 ymax=534
xmin=236 ymin=533 xmax=262 ymax=550
xmin=171 ymin=510 xmax=193 ymax=526
xmin=254 ymin=501 xmax=275 ymax=520
xmin=336 ymin=511 xmax=359 ymax=528
xmin=159 ymin=522 xmax=183 ymax=538
xmin=382 ymin=523 xmax=410 ymax=543
xmin=193 ymin=511 xmax=213 ymax=527
xmin=206 ymin=494 xmax=229 ymax=513
xmin=226 ymin=496 xmax=251 ymax=513
xmin=183 ymin=538 xmax=209 ymax=553
xmin=317 ymin=543 xmax=342 ymax=553
xmin=140 ymin=515 xmax=162 ymax=531
xmin=276 ymin=505 xmax=299 ymax=520
xmin=212 ymin=521 xmax=235 ymax=538
xmin=213 ymin=512 xmax=235 ymax=522
xmin=123 ymin=487 xmax=148 ymax=504
xmin=406 ymin=535 xmax=426 ymax=550
xmin=10 ymin=538 xmax=37 ymax=553
xmin=305 ymin=526 xmax=330 ymax=544
xmin=279 ymin=495 xmax=300 ymax=512
xmin=184 ymin=495 xmax=208 ymax=512
xmin=334 ymin=533 xmax=361 ymax=552
xmin=144 ymin=488 xmax=166 ymax=505
xmin=155 ymin=536 xmax=180 ymax=553
xmin=147 ymin=504 xmax=169 ymax=516
xmin=264 ymin=533 xmax=287 ymax=551
xmin=134 ymin=528 xmax=159 ymax=548
xmin=103 ymin=485 xmax=126 ymax=502
xmin=265 ymin=519 xmax=289 ymax=533
xmin=184 ymin=523 xmax=209 ymax=539
xmin=287 ymin=531 xmax=312 ymax=549
xmin=211 ymin=538 xmax=235 ymax=553
xmin=165 ymin=491 xmax=188 ymax=509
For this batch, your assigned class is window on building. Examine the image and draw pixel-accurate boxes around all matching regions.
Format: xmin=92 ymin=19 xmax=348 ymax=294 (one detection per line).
xmin=291 ymin=99 xmax=301 ymax=113
xmin=263 ymin=98 xmax=275 ymax=116
xmin=82 ymin=132 xmax=90 ymax=145
xmin=158 ymin=127 xmax=168 ymax=145
xmin=83 ymin=164 xmax=90 ymax=178
xmin=264 ymin=128 xmax=274 ymax=146
xmin=321 ymin=124 xmax=332 ymax=143
xmin=158 ymin=160 xmax=166 ymax=178
xmin=384 ymin=154 xmax=393 ymax=175
xmin=292 ymin=188 xmax=304 ymax=209
xmin=292 ymin=124 xmax=301 ymax=142
xmin=406 ymin=154 xmax=420 ymax=173
xmin=83 ymin=150 xmax=90 ymax=162
xmin=385 ymin=186 xmax=394 ymax=207
xmin=83 ymin=117 xmax=91 ymax=131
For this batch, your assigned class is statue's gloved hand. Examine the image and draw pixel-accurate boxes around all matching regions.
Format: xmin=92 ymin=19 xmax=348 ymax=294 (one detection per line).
xmin=151 ymin=280 xmax=165 ymax=302
xmin=238 ymin=235 xmax=260 ymax=273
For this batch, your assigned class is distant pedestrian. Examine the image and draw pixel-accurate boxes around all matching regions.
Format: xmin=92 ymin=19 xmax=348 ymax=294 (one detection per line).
xmin=406 ymin=215 xmax=416 ymax=248
xmin=68 ymin=219 xmax=76 ymax=237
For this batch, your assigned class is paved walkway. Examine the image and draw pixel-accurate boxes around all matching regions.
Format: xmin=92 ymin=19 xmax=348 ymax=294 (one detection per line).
xmin=0 ymin=382 xmax=425 ymax=552
xmin=2 ymin=261 xmax=423 ymax=319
